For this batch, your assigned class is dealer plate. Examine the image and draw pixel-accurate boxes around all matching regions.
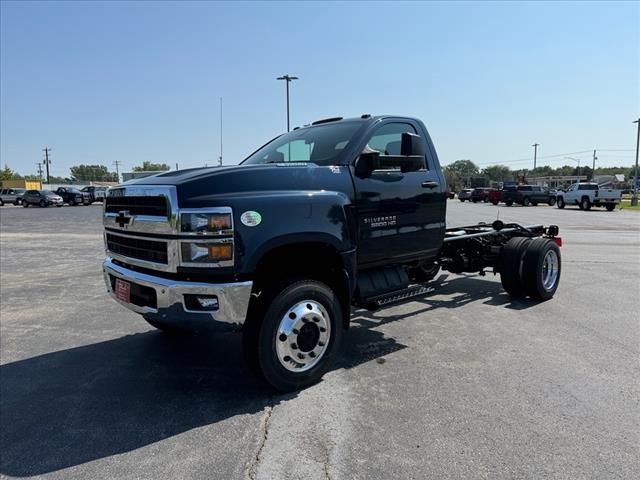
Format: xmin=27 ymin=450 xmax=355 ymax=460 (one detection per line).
xmin=115 ymin=278 xmax=131 ymax=303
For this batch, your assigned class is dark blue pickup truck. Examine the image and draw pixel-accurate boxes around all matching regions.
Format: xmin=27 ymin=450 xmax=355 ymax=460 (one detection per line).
xmin=102 ymin=115 xmax=562 ymax=391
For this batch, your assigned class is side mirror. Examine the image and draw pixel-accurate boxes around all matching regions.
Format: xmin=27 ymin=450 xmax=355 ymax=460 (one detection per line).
xmin=355 ymin=132 xmax=427 ymax=178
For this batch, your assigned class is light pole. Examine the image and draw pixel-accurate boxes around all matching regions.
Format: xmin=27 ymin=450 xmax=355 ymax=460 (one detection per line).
xmin=632 ymin=118 xmax=639 ymax=206
xmin=566 ymin=156 xmax=581 ymax=179
xmin=276 ymin=74 xmax=298 ymax=132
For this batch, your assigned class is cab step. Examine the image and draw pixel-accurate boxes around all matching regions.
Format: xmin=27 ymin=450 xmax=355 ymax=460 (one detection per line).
xmin=366 ymin=285 xmax=434 ymax=309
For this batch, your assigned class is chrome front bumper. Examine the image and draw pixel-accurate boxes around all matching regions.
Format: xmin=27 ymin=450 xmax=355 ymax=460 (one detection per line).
xmin=103 ymin=257 xmax=253 ymax=331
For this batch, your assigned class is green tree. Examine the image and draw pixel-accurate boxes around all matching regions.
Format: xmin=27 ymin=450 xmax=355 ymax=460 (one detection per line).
xmin=481 ymin=165 xmax=512 ymax=183
xmin=69 ymin=164 xmax=118 ymax=182
xmin=132 ymin=161 xmax=170 ymax=172
xmin=0 ymin=165 xmax=21 ymax=181
xmin=443 ymin=159 xmax=479 ymax=192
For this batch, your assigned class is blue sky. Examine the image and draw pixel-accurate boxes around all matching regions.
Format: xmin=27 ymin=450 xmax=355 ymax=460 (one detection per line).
xmin=1 ymin=1 xmax=638 ymax=178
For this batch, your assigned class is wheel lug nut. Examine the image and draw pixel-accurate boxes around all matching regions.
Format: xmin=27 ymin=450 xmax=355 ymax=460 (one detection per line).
xmin=292 ymin=328 xmax=299 ymax=335
xmin=297 ymin=353 xmax=305 ymax=360
xmin=318 ymin=341 xmax=325 ymax=347
xmin=313 ymin=317 xmax=320 ymax=323
xmin=291 ymin=343 xmax=298 ymax=350
xmin=309 ymin=352 xmax=316 ymax=358
xmin=302 ymin=318 xmax=310 ymax=323
xmin=320 ymin=327 xmax=326 ymax=332
xmin=279 ymin=334 xmax=287 ymax=342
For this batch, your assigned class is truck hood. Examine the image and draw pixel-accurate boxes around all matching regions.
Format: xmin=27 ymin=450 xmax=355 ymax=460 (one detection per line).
xmin=121 ymin=163 xmax=355 ymax=208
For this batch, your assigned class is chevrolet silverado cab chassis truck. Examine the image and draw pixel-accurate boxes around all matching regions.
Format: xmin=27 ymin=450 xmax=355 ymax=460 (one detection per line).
xmin=102 ymin=115 xmax=562 ymax=391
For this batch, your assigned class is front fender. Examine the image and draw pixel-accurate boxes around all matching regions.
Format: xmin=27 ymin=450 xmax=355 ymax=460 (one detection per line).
xmin=231 ymin=191 xmax=355 ymax=274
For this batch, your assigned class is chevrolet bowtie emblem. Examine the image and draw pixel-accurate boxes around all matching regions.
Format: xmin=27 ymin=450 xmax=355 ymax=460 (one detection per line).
xmin=116 ymin=210 xmax=132 ymax=228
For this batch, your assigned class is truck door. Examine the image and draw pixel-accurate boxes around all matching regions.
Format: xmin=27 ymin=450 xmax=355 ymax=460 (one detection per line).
xmin=352 ymin=121 xmax=445 ymax=266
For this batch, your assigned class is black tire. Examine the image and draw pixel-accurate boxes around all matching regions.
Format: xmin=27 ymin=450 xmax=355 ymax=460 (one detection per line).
xmin=23 ymin=201 xmax=29 ymax=208
xmin=580 ymin=197 xmax=591 ymax=211
xmin=521 ymin=238 xmax=561 ymax=301
xmin=605 ymin=204 xmax=615 ymax=211
xmin=548 ymin=197 xmax=556 ymax=206
xmin=243 ymin=279 xmax=344 ymax=392
xmin=459 ymin=199 xmax=465 ymax=202
xmin=505 ymin=200 xmax=513 ymax=206
xmin=15 ymin=198 xmax=22 ymax=205
xmin=143 ymin=317 xmax=187 ymax=334
xmin=39 ymin=200 xmax=47 ymax=208
xmin=492 ymin=200 xmax=499 ymax=205
xmin=472 ymin=199 xmax=478 ymax=203
xmin=410 ymin=262 xmax=441 ymax=283
xmin=522 ymin=197 xmax=531 ymax=206
xmin=69 ymin=199 xmax=75 ymax=206
xmin=557 ymin=197 xmax=565 ymax=209
xmin=499 ymin=237 xmax=531 ymax=297
xmin=0 ymin=199 xmax=4 ymax=206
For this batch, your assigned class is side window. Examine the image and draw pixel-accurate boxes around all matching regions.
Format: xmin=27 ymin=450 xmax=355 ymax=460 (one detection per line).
xmin=0 ymin=189 xmax=5 ymax=194
xmin=366 ymin=122 xmax=427 ymax=170
xmin=276 ymin=140 xmax=312 ymax=162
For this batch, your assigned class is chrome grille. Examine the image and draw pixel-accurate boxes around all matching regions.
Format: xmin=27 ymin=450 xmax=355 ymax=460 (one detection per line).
xmin=105 ymin=195 xmax=169 ymax=217
xmin=106 ymin=233 xmax=168 ymax=265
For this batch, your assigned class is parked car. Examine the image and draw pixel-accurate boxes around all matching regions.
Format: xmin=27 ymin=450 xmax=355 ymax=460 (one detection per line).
xmin=556 ymin=183 xmax=621 ymax=211
xmin=81 ymin=186 xmax=108 ymax=203
xmin=487 ymin=188 xmax=502 ymax=205
xmin=458 ymin=188 xmax=473 ymax=202
xmin=471 ymin=187 xmax=496 ymax=203
xmin=22 ymin=190 xmax=64 ymax=207
xmin=502 ymin=185 xmax=555 ymax=206
xmin=0 ymin=188 xmax=26 ymax=206
xmin=55 ymin=187 xmax=91 ymax=205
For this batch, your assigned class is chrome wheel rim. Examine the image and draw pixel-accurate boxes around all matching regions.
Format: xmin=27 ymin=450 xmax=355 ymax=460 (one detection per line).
xmin=275 ymin=300 xmax=331 ymax=373
xmin=542 ymin=250 xmax=559 ymax=290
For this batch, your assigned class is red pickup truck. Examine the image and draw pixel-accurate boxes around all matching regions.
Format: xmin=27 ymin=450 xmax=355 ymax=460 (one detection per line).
xmin=487 ymin=189 xmax=502 ymax=205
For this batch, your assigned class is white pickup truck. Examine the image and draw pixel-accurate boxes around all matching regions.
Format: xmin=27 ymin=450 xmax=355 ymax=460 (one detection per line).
xmin=556 ymin=183 xmax=621 ymax=211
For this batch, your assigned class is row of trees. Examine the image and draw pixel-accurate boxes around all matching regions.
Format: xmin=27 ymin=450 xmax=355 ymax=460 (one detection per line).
xmin=0 ymin=161 xmax=170 ymax=183
xmin=443 ymin=160 xmax=636 ymax=193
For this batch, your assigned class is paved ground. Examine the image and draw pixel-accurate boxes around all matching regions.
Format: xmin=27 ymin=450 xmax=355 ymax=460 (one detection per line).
xmin=1 ymin=201 xmax=638 ymax=479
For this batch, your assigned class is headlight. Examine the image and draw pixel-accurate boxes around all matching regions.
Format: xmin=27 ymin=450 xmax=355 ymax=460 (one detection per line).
xmin=180 ymin=240 xmax=233 ymax=265
xmin=180 ymin=212 xmax=232 ymax=234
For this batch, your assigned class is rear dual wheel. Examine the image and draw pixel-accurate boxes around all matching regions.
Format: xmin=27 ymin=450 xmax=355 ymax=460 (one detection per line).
xmin=500 ymin=237 xmax=561 ymax=300
xmin=243 ymin=279 xmax=343 ymax=392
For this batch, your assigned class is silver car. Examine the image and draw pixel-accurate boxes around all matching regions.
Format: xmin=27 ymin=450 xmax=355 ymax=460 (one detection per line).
xmin=0 ymin=188 xmax=26 ymax=206
xmin=458 ymin=188 xmax=473 ymax=202
xmin=22 ymin=190 xmax=64 ymax=207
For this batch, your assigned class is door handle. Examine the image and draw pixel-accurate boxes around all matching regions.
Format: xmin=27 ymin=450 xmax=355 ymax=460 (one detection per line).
xmin=421 ymin=181 xmax=438 ymax=189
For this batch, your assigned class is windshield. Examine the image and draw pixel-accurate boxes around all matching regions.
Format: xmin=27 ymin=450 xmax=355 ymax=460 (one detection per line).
xmin=42 ymin=190 xmax=55 ymax=195
xmin=242 ymin=122 xmax=364 ymax=166
xmin=67 ymin=188 xmax=82 ymax=193
xmin=14 ymin=188 xmax=25 ymax=194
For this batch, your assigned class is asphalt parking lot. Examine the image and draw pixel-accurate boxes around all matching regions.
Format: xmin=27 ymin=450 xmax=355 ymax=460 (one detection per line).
xmin=1 ymin=201 xmax=638 ymax=479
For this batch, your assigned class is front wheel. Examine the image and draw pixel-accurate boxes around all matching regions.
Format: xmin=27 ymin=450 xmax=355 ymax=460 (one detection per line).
xmin=605 ymin=204 xmax=615 ymax=211
xmin=522 ymin=197 xmax=531 ymax=206
xmin=243 ymin=279 xmax=343 ymax=392
xmin=548 ymin=198 xmax=556 ymax=206
xmin=15 ymin=199 xmax=21 ymax=205
xmin=557 ymin=197 xmax=565 ymax=209
xmin=69 ymin=200 xmax=75 ymax=206
xmin=0 ymin=199 xmax=3 ymax=206
xmin=39 ymin=200 xmax=47 ymax=208
xmin=492 ymin=200 xmax=499 ymax=205
xmin=23 ymin=201 xmax=29 ymax=208
xmin=505 ymin=200 xmax=513 ymax=206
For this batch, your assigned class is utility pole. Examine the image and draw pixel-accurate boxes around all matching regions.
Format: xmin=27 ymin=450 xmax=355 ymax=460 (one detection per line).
xmin=175 ymin=163 xmax=179 ymax=171
xmin=36 ymin=163 xmax=43 ymax=184
xmin=219 ymin=97 xmax=223 ymax=166
xmin=113 ymin=160 xmax=121 ymax=182
xmin=592 ymin=149 xmax=597 ymax=172
xmin=277 ymin=74 xmax=299 ymax=132
xmin=532 ymin=143 xmax=539 ymax=171
xmin=632 ymin=118 xmax=640 ymax=206
xmin=42 ymin=147 xmax=51 ymax=184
